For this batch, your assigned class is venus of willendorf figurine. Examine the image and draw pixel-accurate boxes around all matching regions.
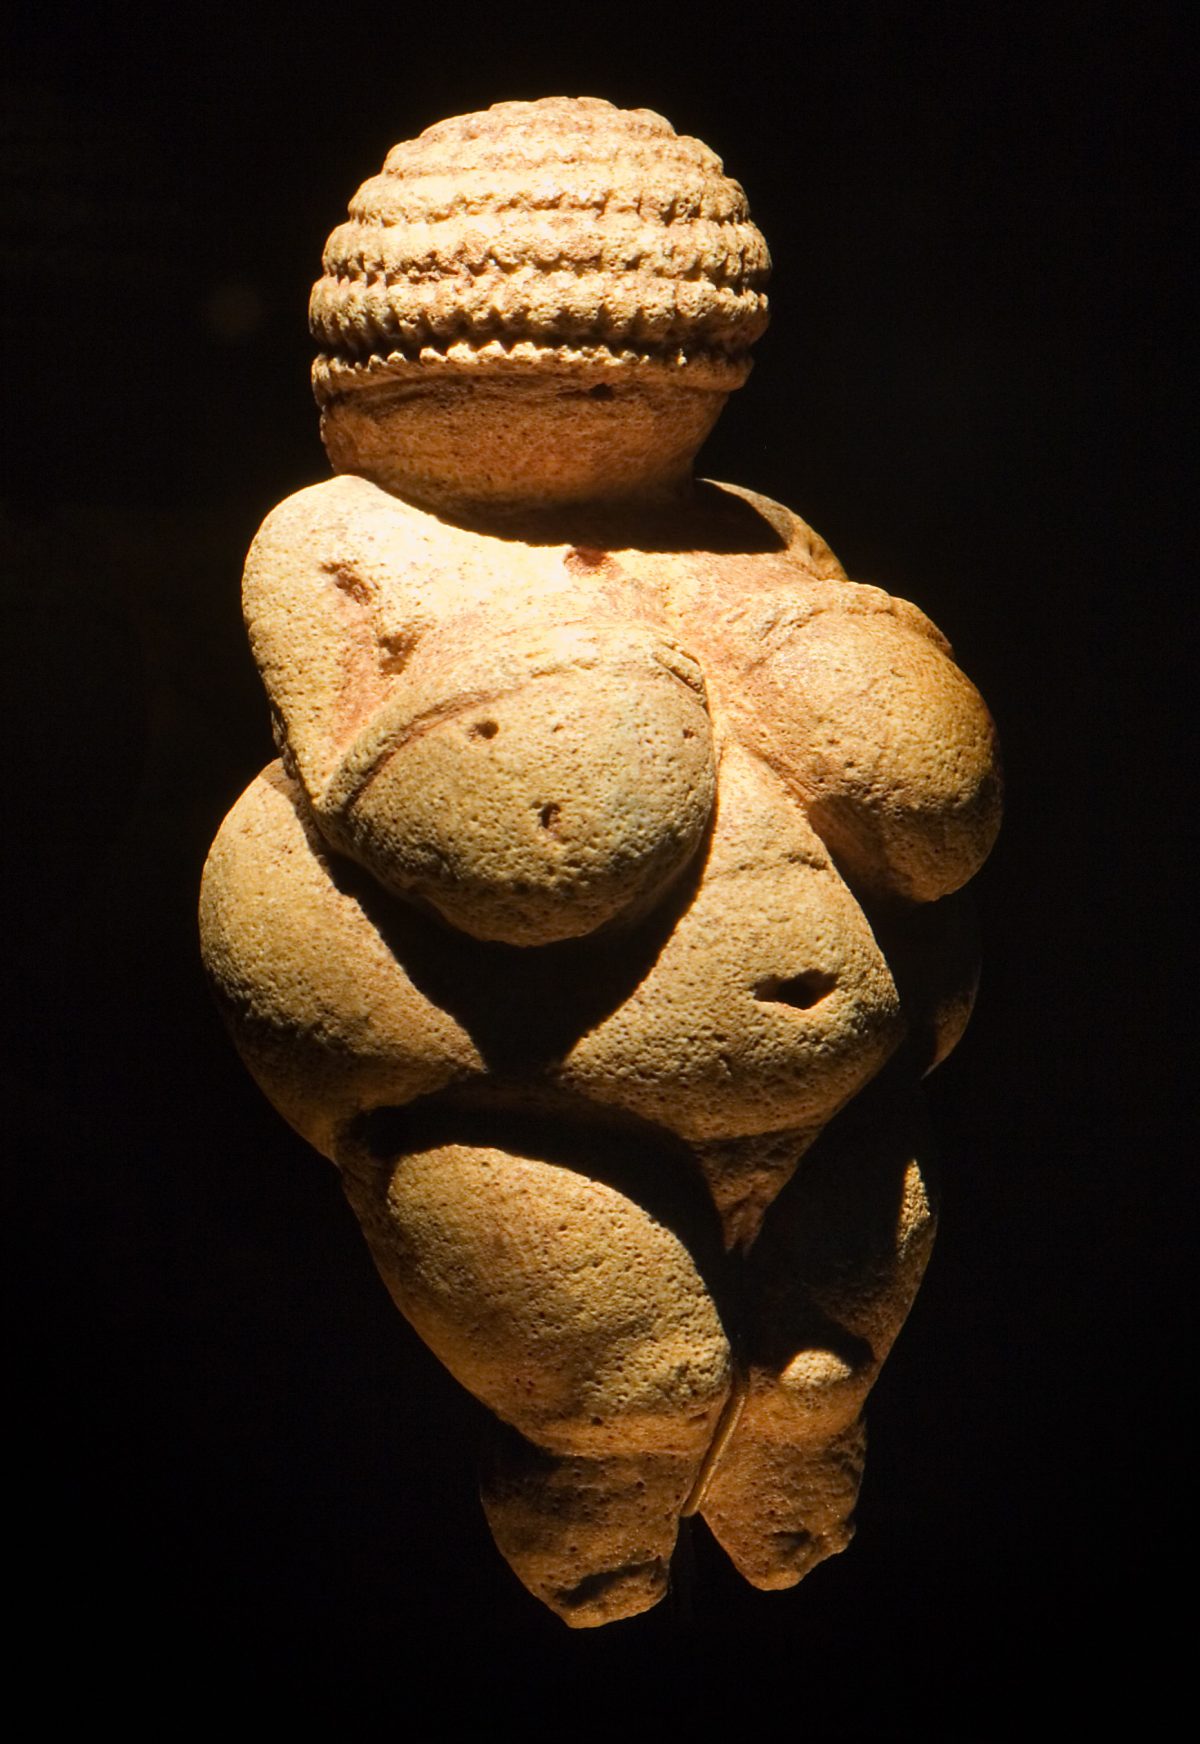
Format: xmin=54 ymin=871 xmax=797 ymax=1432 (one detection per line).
xmin=200 ymin=98 xmax=1001 ymax=1626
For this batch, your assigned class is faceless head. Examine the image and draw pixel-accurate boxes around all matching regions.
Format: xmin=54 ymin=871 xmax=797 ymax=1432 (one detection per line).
xmin=310 ymin=97 xmax=770 ymax=515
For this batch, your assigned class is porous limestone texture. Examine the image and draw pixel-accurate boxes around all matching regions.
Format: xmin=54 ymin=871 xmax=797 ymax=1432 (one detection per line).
xmin=200 ymin=97 xmax=1001 ymax=1627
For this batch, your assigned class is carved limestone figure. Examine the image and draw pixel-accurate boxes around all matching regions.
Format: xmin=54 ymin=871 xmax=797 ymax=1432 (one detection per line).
xmin=199 ymin=97 xmax=1001 ymax=1626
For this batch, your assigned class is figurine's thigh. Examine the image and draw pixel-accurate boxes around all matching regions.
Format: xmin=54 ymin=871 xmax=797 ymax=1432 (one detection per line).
xmin=346 ymin=1140 xmax=732 ymax=1625
xmin=700 ymin=1089 xmax=936 ymax=1588
xmin=346 ymin=1141 xmax=732 ymax=1459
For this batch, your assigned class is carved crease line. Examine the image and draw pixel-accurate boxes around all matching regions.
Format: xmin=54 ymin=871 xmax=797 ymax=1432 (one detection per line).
xmin=348 ymin=188 xmax=749 ymax=227
xmin=680 ymin=1361 xmax=748 ymax=1518
xmin=317 ymin=656 xmax=706 ymax=815
xmin=696 ymin=845 xmax=832 ymax=885
xmin=375 ymin=146 xmax=734 ymax=182
xmin=729 ymin=597 xmax=916 ymax=679
xmin=325 ymin=213 xmax=768 ymax=266
xmin=315 ymin=281 xmax=767 ymax=326
xmin=322 ymin=257 xmax=769 ymax=294
xmin=312 ymin=305 xmax=767 ymax=362
xmin=311 ymin=339 xmax=755 ymax=398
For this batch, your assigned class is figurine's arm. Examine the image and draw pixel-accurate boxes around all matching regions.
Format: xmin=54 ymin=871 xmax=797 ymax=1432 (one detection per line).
xmin=703 ymin=480 xmax=851 ymax=582
xmin=241 ymin=473 xmax=430 ymax=805
xmin=198 ymin=763 xmax=482 ymax=1160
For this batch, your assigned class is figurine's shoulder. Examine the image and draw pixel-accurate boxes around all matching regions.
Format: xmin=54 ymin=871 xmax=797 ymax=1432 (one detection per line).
xmin=246 ymin=473 xmax=447 ymax=564
xmin=242 ymin=475 xmax=488 ymax=638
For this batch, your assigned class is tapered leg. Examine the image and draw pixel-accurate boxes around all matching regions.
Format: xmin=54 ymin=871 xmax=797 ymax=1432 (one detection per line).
xmin=700 ymin=1085 xmax=937 ymax=1587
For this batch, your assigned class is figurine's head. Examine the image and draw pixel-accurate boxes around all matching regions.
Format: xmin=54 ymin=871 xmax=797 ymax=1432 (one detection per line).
xmin=310 ymin=98 xmax=770 ymax=516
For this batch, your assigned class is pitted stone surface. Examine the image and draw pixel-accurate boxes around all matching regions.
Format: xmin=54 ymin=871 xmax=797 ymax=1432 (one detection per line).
xmin=201 ymin=97 xmax=1000 ymax=1627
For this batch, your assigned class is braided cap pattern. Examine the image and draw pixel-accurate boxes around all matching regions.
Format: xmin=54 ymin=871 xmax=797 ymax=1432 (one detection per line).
xmin=310 ymin=97 xmax=770 ymax=403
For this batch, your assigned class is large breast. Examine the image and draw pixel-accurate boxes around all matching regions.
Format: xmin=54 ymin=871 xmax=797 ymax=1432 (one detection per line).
xmin=242 ymin=476 xmax=719 ymax=944
xmin=657 ymin=498 xmax=1002 ymax=905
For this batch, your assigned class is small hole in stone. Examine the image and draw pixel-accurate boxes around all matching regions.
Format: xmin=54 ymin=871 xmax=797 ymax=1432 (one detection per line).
xmin=588 ymin=383 xmax=614 ymax=400
xmin=471 ymin=719 xmax=499 ymax=739
xmin=538 ymin=802 xmax=561 ymax=831
xmin=753 ymin=970 xmax=837 ymax=1009
xmin=564 ymin=544 xmax=608 ymax=571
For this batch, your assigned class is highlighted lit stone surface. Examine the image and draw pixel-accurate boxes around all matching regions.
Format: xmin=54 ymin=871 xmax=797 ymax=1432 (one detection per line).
xmin=200 ymin=97 xmax=1000 ymax=1627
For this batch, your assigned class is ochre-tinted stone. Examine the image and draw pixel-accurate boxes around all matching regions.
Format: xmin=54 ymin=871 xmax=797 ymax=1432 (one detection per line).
xmin=200 ymin=97 xmax=1000 ymax=1625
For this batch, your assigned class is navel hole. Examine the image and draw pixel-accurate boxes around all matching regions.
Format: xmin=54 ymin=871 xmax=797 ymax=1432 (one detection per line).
xmin=753 ymin=971 xmax=838 ymax=1010
xmin=564 ymin=544 xmax=611 ymax=574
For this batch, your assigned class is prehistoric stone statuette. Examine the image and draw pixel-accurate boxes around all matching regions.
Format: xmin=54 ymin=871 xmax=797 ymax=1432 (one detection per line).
xmin=200 ymin=97 xmax=1001 ymax=1626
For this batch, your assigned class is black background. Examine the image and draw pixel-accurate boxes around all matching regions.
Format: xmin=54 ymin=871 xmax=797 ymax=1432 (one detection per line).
xmin=6 ymin=2 xmax=1189 ymax=1732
